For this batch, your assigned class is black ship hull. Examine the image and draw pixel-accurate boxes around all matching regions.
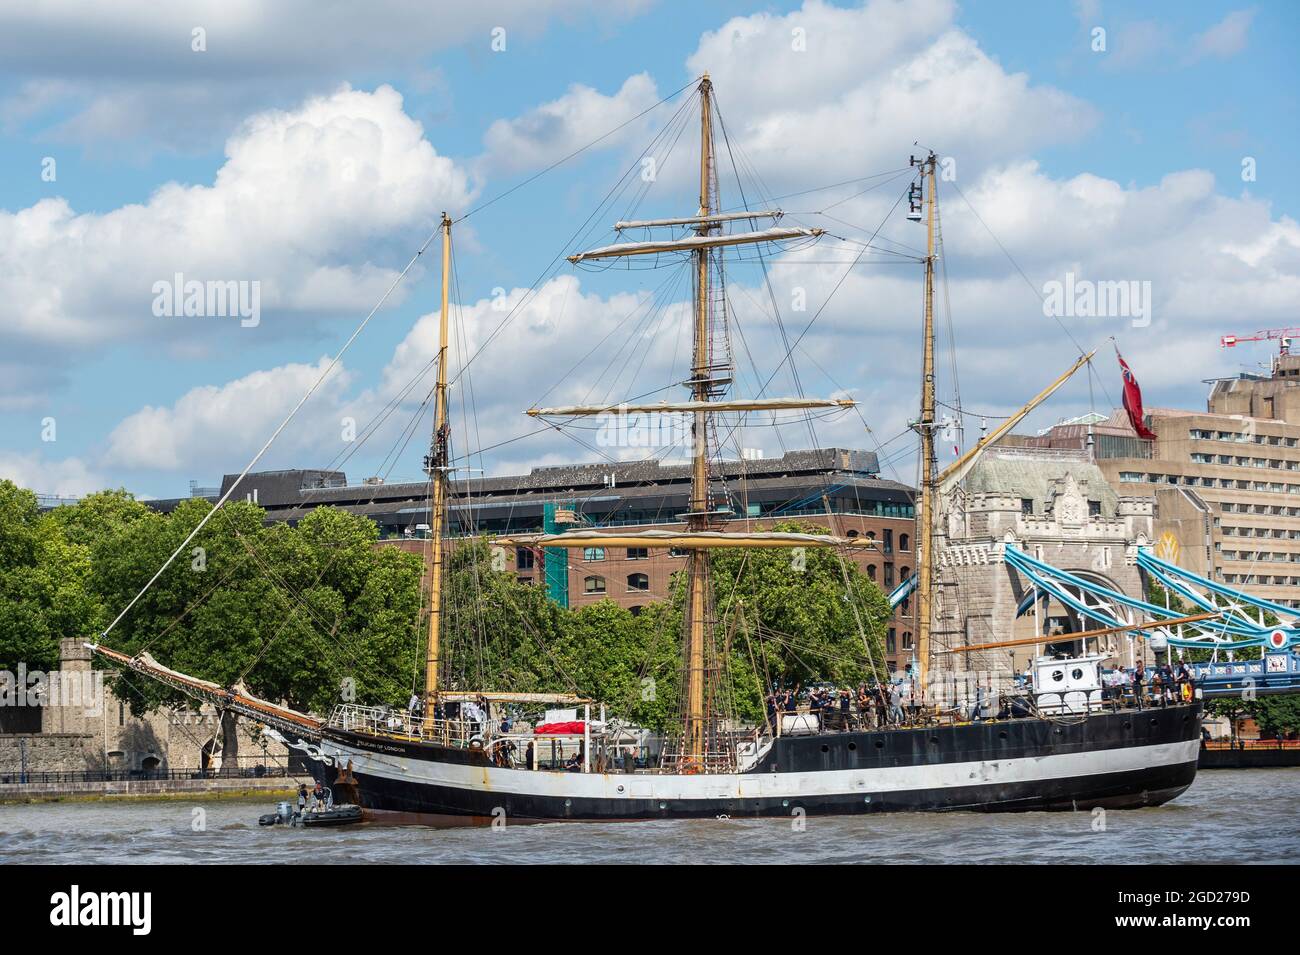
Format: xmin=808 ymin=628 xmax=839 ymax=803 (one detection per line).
xmin=303 ymin=703 xmax=1202 ymax=824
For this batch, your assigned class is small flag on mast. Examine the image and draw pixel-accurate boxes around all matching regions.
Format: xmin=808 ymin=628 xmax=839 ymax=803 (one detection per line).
xmin=1116 ymin=347 xmax=1157 ymax=440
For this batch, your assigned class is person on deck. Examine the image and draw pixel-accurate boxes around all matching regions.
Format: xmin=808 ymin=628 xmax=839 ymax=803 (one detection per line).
xmin=1133 ymin=660 xmax=1146 ymax=711
xmin=297 ymin=783 xmax=308 ymax=814
xmin=1177 ymin=661 xmax=1193 ymax=702
xmin=311 ymin=781 xmax=327 ymax=811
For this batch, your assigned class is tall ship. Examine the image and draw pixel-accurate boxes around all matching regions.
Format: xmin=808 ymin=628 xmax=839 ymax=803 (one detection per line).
xmin=90 ymin=74 xmax=1222 ymax=822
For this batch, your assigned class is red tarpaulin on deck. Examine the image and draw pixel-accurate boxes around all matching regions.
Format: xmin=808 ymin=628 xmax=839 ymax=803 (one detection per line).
xmin=533 ymin=721 xmax=586 ymax=735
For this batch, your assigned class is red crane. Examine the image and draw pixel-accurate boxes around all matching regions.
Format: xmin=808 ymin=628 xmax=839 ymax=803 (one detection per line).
xmin=1220 ymin=327 xmax=1300 ymax=354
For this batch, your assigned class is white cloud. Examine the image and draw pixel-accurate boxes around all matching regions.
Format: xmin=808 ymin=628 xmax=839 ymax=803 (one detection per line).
xmin=1191 ymin=8 xmax=1255 ymax=60
xmin=0 ymin=450 xmax=106 ymax=497
xmin=0 ymin=0 xmax=652 ymax=148
xmin=674 ymin=0 xmax=1096 ymax=188
xmin=102 ymin=358 xmax=356 ymax=474
xmin=0 ymin=84 xmax=473 ymax=366
xmin=480 ymin=73 xmax=661 ymax=174
xmin=473 ymin=0 xmax=1094 ymax=195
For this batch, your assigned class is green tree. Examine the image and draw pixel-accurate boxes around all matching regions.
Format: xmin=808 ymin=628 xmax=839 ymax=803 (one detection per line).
xmin=711 ymin=521 xmax=891 ymax=716
xmin=0 ymin=481 xmax=104 ymax=676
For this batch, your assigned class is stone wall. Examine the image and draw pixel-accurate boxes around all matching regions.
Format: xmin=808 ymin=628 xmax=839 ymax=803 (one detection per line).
xmin=0 ymin=734 xmax=95 ymax=776
xmin=5 ymin=638 xmax=292 ymax=775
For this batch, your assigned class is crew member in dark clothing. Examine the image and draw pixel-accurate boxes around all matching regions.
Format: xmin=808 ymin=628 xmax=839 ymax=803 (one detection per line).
xmin=1133 ymin=660 xmax=1145 ymax=711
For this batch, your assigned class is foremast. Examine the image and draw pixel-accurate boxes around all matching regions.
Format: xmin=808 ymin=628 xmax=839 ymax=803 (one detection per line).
xmin=423 ymin=212 xmax=453 ymax=726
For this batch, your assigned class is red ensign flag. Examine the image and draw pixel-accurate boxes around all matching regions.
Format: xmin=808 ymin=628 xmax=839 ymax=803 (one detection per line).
xmin=1117 ymin=351 xmax=1157 ymax=440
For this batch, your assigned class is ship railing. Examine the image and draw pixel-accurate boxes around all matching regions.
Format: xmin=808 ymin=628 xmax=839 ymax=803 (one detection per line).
xmin=1202 ymin=738 xmax=1300 ymax=751
xmin=328 ymin=704 xmax=501 ymax=747
xmin=657 ymin=750 xmax=741 ymax=774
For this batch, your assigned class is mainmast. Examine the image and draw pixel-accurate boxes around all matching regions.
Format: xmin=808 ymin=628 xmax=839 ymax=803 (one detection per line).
xmin=528 ymin=74 xmax=855 ymax=773
xmin=682 ymin=73 xmax=716 ymax=768
xmin=423 ymin=212 xmax=453 ymax=722
xmin=913 ymin=152 xmax=938 ymax=692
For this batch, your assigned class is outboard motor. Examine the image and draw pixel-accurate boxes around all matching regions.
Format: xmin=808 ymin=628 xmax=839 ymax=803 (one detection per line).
xmin=277 ymin=801 xmax=294 ymax=823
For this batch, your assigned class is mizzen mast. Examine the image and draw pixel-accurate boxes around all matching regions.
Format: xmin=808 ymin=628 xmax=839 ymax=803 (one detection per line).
xmin=423 ymin=212 xmax=453 ymax=723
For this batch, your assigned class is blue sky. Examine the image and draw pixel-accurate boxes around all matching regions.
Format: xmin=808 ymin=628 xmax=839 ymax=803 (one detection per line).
xmin=1 ymin=0 xmax=1297 ymax=499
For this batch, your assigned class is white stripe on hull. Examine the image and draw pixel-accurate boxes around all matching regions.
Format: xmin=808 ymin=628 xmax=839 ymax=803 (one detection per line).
xmin=317 ymin=738 xmax=1201 ymax=802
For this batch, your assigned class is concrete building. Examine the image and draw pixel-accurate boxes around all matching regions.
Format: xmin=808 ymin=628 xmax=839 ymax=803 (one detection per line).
xmin=1016 ymin=353 xmax=1300 ymax=609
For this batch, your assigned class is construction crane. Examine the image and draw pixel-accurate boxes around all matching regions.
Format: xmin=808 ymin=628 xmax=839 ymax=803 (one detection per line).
xmin=1220 ymin=327 xmax=1300 ymax=355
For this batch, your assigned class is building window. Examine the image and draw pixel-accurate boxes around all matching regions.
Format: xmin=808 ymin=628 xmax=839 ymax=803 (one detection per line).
xmin=584 ymin=575 xmax=606 ymax=595
xmin=886 ymin=628 xmax=897 ymax=654
xmin=1088 ymin=500 xmax=1102 ymax=517
xmin=668 ymin=547 xmax=688 ymax=558
xmin=1021 ymin=498 xmax=1034 ymax=516
xmin=627 ymin=572 xmax=650 ymax=591
xmin=902 ymin=631 xmax=914 ymax=650
xmin=883 ymin=529 xmax=894 ymax=554
xmin=901 ymin=566 xmax=912 ymax=581
xmin=516 ymin=547 xmax=535 ymax=570
xmin=626 ymin=547 xmax=649 ymax=560
xmin=628 ymin=605 xmax=644 ymax=617
xmin=899 ymin=533 xmax=910 ymax=552
xmin=884 ymin=564 xmax=895 ymax=588
xmin=866 ymin=564 xmax=877 ymax=581
xmin=583 ymin=547 xmax=605 ymax=562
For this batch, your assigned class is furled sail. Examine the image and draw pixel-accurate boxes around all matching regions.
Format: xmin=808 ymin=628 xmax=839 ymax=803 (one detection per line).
xmin=614 ymin=209 xmax=783 ymax=230
xmin=568 ymin=227 xmax=823 ymax=262
xmin=527 ymin=397 xmax=855 ymax=417
xmin=495 ymin=529 xmax=875 ymax=550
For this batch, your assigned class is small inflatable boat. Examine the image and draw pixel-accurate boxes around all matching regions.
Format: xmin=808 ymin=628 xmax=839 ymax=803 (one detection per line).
xmin=258 ymin=794 xmax=362 ymax=827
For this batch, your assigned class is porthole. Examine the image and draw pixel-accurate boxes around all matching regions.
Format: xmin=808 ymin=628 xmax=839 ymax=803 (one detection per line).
xmin=1150 ymin=717 xmax=1159 ymax=726
xmin=564 ymin=798 xmax=572 ymax=808
xmin=847 ymin=742 xmax=857 ymax=752
xmin=616 ymin=785 xmax=624 ymax=793
xmin=998 ymin=731 xmax=1008 ymax=740
xmin=1071 ymin=668 xmax=1084 ymax=680
xmin=820 ymin=744 xmax=829 ymax=753
xmin=1123 ymin=722 xmax=1131 ymax=730
xmin=929 ymin=737 xmax=940 ymax=745
xmin=658 ymin=801 xmax=667 ymax=810
xmin=1051 ymin=670 xmax=1064 ymax=683
xmin=875 ymin=740 xmax=885 ymax=749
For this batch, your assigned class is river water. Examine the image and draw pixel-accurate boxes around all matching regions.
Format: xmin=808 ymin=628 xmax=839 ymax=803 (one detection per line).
xmin=2 ymin=769 xmax=1296 ymax=864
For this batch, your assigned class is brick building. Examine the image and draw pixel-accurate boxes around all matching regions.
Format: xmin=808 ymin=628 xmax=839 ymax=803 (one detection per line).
xmin=154 ymin=448 xmax=920 ymax=672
